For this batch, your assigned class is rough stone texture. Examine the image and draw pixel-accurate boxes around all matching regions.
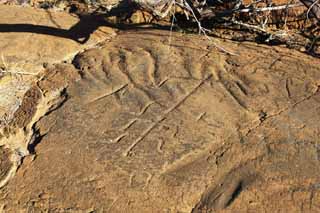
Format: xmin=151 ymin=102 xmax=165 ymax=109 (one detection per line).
xmin=0 ymin=4 xmax=116 ymax=192
xmin=0 ymin=5 xmax=115 ymax=72
xmin=0 ymin=147 xmax=11 ymax=182
xmin=0 ymin=29 xmax=319 ymax=212
xmin=0 ymin=4 xmax=116 ymax=127
xmin=0 ymin=75 xmax=30 ymax=127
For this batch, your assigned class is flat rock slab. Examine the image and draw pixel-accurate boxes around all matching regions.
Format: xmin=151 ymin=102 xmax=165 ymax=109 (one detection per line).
xmin=0 ymin=5 xmax=115 ymax=70
xmin=1 ymin=30 xmax=320 ymax=212
xmin=0 ymin=5 xmax=116 ymax=126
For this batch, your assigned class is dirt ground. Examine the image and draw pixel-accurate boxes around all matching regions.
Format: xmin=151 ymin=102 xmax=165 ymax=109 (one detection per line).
xmin=0 ymin=3 xmax=320 ymax=213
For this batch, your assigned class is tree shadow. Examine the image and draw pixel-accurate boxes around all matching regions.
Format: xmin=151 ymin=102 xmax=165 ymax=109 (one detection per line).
xmin=0 ymin=4 xmax=318 ymax=58
xmin=0 ymin=5 xmax=171 ymax=44
xmin=0 ymin=13 xmax=101 ymax=43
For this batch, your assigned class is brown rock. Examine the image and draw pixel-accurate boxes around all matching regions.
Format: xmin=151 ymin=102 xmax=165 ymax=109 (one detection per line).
xmin=0 ymin=5 xmax=116 ymax=74
xmin=0 ymin=147 xmax=11 ymax=182
xmin=0 ymin=4 xmax=116 ymax=127
xmin=0 ymin=30 xmax=319 ymax=212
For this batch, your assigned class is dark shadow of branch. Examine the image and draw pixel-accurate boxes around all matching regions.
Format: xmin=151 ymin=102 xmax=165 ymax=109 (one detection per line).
xmin=0 ymin=12 xmax=171 ymax=44
xmin=0 ymin=14 xmax=109 ymax=44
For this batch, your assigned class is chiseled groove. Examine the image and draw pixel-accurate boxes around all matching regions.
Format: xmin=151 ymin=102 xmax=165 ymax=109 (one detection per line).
xmin=123 ymin=74 xmax=213 ymax=157
xmin=117 ymin=48 xmax=157 ymax=102
xmin=87 ymin=83 xmax=128 ymax=104
xmin=142 ymin=48 xmax=159 ymax=87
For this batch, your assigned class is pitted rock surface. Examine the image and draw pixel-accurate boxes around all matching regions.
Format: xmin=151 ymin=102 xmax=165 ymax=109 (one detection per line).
xmin=0 ymin=148 xmax=11 ymax=181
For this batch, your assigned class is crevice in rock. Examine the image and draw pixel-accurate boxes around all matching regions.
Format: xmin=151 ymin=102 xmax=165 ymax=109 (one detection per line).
xmin=191 ymin=162 xmax=259 ymax=213
xmin=225 ymin=181 xmax=243 ymax=207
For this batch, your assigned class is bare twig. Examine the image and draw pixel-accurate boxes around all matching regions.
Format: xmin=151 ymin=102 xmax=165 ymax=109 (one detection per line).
xmin=232 ymin=19 xmax=269 ymax=33
xmin=300 ymin=0 xmax=320 ymax=20
xmin=306 ymin=0 xmax=320 ymax=20
xmin=176 ymin=0 xmax=237 ymax=55
xmin=168 ymin=0 xmax=177 ymax=47
xmin=236 ymin=3 xmax=304 ymax=13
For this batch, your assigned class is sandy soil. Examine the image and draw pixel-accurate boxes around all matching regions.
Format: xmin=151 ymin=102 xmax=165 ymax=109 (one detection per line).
xmin=0 ymin=3 xmax=320 ymax=213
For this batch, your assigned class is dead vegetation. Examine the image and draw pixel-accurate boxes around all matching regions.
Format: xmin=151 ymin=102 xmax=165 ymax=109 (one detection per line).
xmin=135 ymin=0 xmax=320 ymax=55
xmin=1 ymin=0 xmax=319 ymax=54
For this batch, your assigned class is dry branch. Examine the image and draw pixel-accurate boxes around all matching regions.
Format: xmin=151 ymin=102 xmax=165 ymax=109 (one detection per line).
xmin=300 ymin=0 xmax=320 ymax=20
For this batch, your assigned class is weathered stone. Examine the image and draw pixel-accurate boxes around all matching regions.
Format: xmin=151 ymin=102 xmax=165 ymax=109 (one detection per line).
xmin=0 ymin=147 xmax=11 ymax=182
xmin=0 ymin=4 xmax=116 ymax=126
xmin=0 ymin=29 xmax=319 ymax=212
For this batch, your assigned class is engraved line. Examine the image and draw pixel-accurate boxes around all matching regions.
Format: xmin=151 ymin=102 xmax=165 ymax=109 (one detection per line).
xmin=87 ymin=84 xmax=128 ymax=104
xmin=123 ymin=74 xmax=212 ymax=156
